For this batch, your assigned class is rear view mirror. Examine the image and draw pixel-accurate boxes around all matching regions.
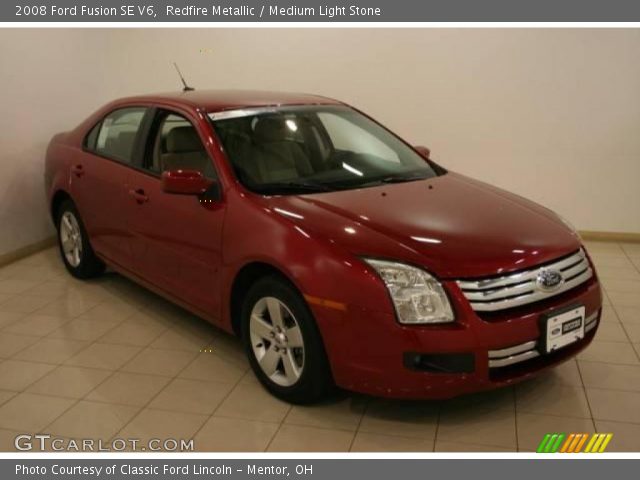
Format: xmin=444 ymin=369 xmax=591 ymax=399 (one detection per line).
xmin=161 ymin=169 xmax=214 ymax=195
xmin=414 ymin=145 xmax=431 ymax=159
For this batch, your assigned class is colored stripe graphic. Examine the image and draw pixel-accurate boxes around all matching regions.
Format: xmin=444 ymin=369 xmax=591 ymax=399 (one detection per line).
xmin=598 ymin=434 xmax=613 ymax=453
xmin=536 ymin=434 xmax=552 ymax=453
xmin=559 ymin=433 xmax=575 ymax=453
xmin=574 ymin=433 xmax=589 ymax=453
xmin=538 ymin=433 xmax=613 ymax=453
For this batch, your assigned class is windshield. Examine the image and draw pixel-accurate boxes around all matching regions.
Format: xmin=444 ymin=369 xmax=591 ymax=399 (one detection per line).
xmin=210 ymin=105 xmax=440 ymax=195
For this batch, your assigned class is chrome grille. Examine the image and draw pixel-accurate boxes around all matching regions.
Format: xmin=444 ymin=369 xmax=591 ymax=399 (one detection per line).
xmin=488 ymin=311 xmax=598 ymax=368
xmin=456 ymin=249 xmax=593 ymax=312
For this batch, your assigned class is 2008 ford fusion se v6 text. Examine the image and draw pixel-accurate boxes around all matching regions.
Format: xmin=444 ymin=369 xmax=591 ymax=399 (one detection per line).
xmin=45 ymin=90 xmax=602 ymax=403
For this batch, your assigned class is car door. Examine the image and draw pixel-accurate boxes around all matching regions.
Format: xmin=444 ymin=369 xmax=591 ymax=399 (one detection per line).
xmin=126 ymin=108 xmax=225 ymax=319
xmin=71 ymin=106 xmax=149 ymax=267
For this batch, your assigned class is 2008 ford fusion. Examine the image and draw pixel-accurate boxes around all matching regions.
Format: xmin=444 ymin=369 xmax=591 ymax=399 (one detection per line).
xmin=45 ymin=90 xmax=601 ymax=403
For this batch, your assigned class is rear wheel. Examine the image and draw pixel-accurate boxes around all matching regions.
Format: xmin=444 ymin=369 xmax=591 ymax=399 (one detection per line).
xmin=242 ymin=276 xmax=333 ymax=404
xmin=56 ymin=200 xmax=105 ymax=279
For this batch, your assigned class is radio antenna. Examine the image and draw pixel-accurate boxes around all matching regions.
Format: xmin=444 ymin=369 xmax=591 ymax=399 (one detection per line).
xmin=173 ymin=62 xmax=194 ymax=92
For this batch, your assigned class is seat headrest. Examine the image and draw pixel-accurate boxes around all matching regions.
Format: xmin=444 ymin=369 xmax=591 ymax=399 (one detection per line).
xmin=166 ymin=126 xmax=202 ymax=153
xmin=253 ymin=117 xmax=288 ymax=143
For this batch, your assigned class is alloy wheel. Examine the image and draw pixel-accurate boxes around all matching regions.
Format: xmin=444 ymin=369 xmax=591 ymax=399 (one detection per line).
xmin=249 ymin=296 xmax=305 ymax=387
xmin=60 ymin=211 xmax=83 ymax=267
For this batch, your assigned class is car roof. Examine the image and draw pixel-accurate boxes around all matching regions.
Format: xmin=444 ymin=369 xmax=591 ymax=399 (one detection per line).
xmin=120 ymin=89 xmax=344 ymax=113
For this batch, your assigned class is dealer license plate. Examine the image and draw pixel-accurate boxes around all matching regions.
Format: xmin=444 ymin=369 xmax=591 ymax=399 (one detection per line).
xmin=542 ymin=305 xmax=585 ymax=354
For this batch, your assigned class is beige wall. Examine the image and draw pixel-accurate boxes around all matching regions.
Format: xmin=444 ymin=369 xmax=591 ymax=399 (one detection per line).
xmin=1 ymin=29 xmax=639 ymax=256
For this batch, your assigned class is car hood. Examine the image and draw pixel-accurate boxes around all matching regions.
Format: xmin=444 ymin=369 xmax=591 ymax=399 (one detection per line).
xmin=264 ymin=172 xmax=581 ymax=279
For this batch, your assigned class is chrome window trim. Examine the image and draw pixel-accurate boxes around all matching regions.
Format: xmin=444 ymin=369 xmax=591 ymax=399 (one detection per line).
xmin=457 ymin=249 xmax=593 ymax=312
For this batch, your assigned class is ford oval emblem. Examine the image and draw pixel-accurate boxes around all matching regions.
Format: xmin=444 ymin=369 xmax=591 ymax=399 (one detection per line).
xmin=536 ymin=269 xmax=563 ymax=292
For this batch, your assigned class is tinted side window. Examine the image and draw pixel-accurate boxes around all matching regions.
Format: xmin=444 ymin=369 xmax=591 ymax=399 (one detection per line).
xmin=149 ymin=112 xmax=216 ymax=179
xmin=91 ymin=107 xmax=147 ymax=164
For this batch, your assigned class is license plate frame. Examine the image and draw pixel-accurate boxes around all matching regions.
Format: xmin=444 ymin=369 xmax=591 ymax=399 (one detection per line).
xmin=539 ymin=304 xmax=586 ymax=354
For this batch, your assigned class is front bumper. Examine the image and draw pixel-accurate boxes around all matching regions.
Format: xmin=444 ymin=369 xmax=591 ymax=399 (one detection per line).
xmin=316 ymin=276 xmax=602 ymax=399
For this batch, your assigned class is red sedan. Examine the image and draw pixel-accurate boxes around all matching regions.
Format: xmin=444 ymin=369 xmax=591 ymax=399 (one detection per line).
xmin=45 ymin=90 xmax=602 ymax=403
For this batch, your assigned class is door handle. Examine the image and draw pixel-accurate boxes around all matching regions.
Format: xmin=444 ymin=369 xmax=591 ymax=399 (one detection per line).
xmin=71 ymin=165 xmax=84 ymax=178
xmin=129 ymin=188 xmax=149 ymax=204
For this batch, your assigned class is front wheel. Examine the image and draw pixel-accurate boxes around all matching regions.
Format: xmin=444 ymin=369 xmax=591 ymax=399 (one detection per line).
xmin=241 ymin=276 xmax=333 ymax=404
xmin=56 ymin=200 xmax=105 ymax=279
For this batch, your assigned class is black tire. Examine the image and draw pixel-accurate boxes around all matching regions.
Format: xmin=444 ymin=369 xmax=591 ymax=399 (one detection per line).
xmin=241 ymin=275 xmax=333 ymax=404
xmin=56 ymin=199 xmax=105 ymax=279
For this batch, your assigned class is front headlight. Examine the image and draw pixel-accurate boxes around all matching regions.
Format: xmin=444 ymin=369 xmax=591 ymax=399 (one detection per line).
xmin=363 ymin=259 xmax=454 ymax=324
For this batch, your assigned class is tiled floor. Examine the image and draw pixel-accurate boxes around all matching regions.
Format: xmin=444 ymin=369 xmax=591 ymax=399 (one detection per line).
xmin=0 ymin=241 xmax=639 ymax=452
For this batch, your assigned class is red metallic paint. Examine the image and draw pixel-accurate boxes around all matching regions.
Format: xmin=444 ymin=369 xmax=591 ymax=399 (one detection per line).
xmin=45 ymin=90 xmax=602 ymax=399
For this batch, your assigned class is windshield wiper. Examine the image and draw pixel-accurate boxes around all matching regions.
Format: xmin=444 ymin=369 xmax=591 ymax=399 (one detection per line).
xmin=378 ymin=173 xmax=430 ymax=184
xmin=251 ymin=181 xmax=331 ymax=194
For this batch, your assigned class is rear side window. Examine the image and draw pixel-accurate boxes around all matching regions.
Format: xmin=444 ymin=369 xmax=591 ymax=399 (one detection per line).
xmin=87 ymin=107 xmax=147 ymax=164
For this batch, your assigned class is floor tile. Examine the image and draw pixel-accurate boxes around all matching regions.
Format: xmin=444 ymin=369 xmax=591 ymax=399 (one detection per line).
xmin=149 ymin=325 xmax=214 ymax=352
xmin=0 ymin=333 xmax=39 ymax=358
xmin=578 ymin=340 xmax=639 ymax=365
xmin=439 ymin=393 xmax=517 ymax=449
xmin=0 ymin=391 xmax=16 ymax=407
xmin=619 ymin=243 xmax=640 ymax=256
xmin=78 ymin=301 xmax=139 ymax=323
xmin=215 ymin=382 xmax=291 ymax=423
xmin=516 ymin=413 xmax=595 ymax=451
xmin=267 ymin=425 xmax=354 ymax=452
xmin=148 ymin=378 xmax=233 ymax=415
xmin=603 ymin=279 xmax=640 ymax=295
xmin=538 ymin=359 xmax=583 ymax=386
xmin=118 ymin=408 xmax=208 ymax=442
xmin=193 ymin=417 xmax=278 ymax=452
xmin=98 ymin=320 xmax=167 ymax=347
xmin=49 ymin=317 xmax=121 ymax=342
xmin=0 ymin=393 xmax=75 ymax=431
xmin=0 ymin=295 xmax=54 ymax=314
xmin=435 ymin=441 xmax=516 ymax=452
xmin=47 ymin=400 xmax=139 ymax=440
xmin=621 ymin=321 xmax=640 ymax=343
xmin=3 ymin=314 xmax=70 ymax=337
xmin=0 ymin=360 xmax=55 ymax=391
xmin=285 ymin=396 xmax=368 ymax=432
xmin=0 ymin=279 xmax=42 ymax=295
xmin=122 ymin=348 xmax=196 ymax=377
xmin=615 ymin=306 xmax=640 ymax=325
xmin=0 ymin=428 xmax=24 ymax=452
xmin=593 ymin=321 xmax=631 ymax=343
xmin=13 ymin=337 xmax=90 ymax=365
xmin=608 ymin=291 xmax=640 ymax=308
xmin=516 ymin=378 xmax=591 ymax=419
xmin=86 ymin=372 xmax=170 ymax=406
xmin=178 ymin=352 xmax=247 ymax=383
xmin=27 ymin=366 xmax=111 ymax=399
xmin=351 ymin=432 xmax=434 ymax=452
xmin=599 ymin=306 xmax=620 ymax=323
xmin=359 ymin=399 xmax=439 ymax=439
xmin=33 ymin=296 xmax=100 ymax=319
xmin=592 ymin=256 xmax=634 ymax=268
xmin=586 ymin=388 xmax=640 ymax=423
xmin=596 ymin=266 xmax=640 ymax=282
xmin=579 ymin=361 xmax=640 ymax=392
xmin=65 ymin=343 xmax=141 ymax=370
xmin=0 ymin=312 xmax=26 ymax=330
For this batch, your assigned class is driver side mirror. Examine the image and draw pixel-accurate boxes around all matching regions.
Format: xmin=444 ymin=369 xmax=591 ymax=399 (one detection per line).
xmin=414 ymin=145 xmax=431 ymax=159
xmin=161 ymin=169 xmax=215 ymax=196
